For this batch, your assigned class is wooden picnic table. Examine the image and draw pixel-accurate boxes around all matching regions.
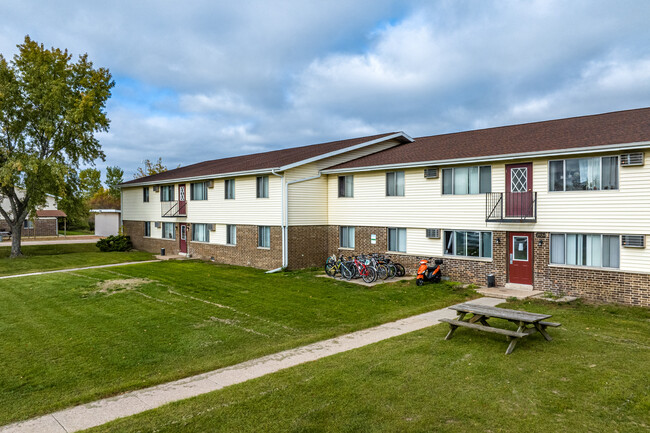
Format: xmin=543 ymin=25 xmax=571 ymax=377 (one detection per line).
xmin=440 ymin=302 xmax=561 ymax=354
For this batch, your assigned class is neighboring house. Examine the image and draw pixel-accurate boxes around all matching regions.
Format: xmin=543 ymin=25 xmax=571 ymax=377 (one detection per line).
xmin=121 ymin=107 xmax=650 ymax=306
xmin=0 ymin=190 xmax=66 ymax=237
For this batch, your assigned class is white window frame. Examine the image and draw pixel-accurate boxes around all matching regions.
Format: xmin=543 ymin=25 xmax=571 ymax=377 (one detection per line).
xmin=190 ymin=182 xmax=208 ymax=201
xmin=339 ymin=226 xmax=355 ymax=249
xmin=258 ymin=226 xmax=270 ymax=248
xmin=442 ymin=166 xmax=492 ymax=195
xmin=23 ymin=220 xmax=34 ymax=229
xmin=548 ymin=156 xmax=619 ymax=192
xmin=550 ymin=233 xmax=620 ymax=269
xmin=162 ymin=222 xmax=175 ymax=239
xmin=338 ymin=175 xmax=354 ymax=198
xmin=386 ymin=171 xmax=405 ymax=197
xmin=143 ymin=187 xmax=149 ymax=203
xmin=256 ymin=176 xmax=269 ymax=199
xmin=144 ymin=221 xmax=151 ymax=237
xmin=225 ymin=179 xmax=235 ymax=200
xmin=160 ymin=185 xmax=175 ymax=202
xmin=227 ymin=224 xmax=237 ymax=245
xmin=512 ymin=236 xmax=528 ymax=261
xmin=191 ymin=223 xmax=210 ymax=242
xmin=444 ymin=230 xmax=492 ymax=258
xmin=387 ymin=227 xmax=407 ymax=253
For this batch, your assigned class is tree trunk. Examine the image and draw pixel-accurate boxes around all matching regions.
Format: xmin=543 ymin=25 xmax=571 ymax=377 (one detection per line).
xmin=9 ymin=222 xmax=23 ymax=258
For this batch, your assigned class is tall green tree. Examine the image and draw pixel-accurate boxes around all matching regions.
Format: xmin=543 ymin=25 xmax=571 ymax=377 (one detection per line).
xmin=105 ymin=165 xmax=124 ymax=200
xmin=0 ymin=36 xmax=114 ymax=257
xmin=79 ymin=168 xmax=102 ymax=198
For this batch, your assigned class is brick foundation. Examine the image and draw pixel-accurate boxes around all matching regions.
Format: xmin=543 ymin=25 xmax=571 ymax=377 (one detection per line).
xmin=123 ymin=220 xmax=282 ymax=270
xmin=534 ymin=232 xmax=650 ymax=306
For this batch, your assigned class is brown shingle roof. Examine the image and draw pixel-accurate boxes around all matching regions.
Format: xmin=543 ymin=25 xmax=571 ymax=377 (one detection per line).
xmin=122 ymin=132 xmax=399 ymax=185
xmin=326 ymin=107 xmax=650 ymax=171
xmin=36 ymin=210 xmax=67 ymax=218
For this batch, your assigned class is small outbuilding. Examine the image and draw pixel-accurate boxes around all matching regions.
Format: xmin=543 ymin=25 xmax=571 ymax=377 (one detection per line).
xmin=90 ymin=209 xmax=121 ymax=237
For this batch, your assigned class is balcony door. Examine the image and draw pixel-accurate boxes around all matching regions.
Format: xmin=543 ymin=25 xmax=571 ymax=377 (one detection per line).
xmin=506 ymin=163 xmax=533 ymax=217
xmin=178 ymin=184 xmax=187 ymax=216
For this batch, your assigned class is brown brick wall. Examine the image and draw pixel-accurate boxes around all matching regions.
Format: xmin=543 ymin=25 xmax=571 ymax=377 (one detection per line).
xmin=327 ymin=226 xmax=508 ymax=286
xmin=123 ymin=220 xmax=282 ymax=270
xmin=1 ymin=218 xmax=58 ymax=237
xmin=287 ymin=225 xmax=330 ymax=269
xmin=534 ymin=232 xmax=650 ymax=307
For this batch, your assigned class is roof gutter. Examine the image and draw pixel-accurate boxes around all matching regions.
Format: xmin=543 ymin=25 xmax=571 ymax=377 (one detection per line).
xmin=321 ymin=140 xmax=650 ymax=174
xmin=121 ymin=168 xmax=279 ymax=188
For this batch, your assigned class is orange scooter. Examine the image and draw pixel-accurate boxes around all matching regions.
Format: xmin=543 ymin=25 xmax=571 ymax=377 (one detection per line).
xmin=416 ymin=258 xmax=443 ymax=286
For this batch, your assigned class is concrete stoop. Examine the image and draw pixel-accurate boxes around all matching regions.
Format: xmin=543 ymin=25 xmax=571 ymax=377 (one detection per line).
xmin=477 ymin=286 xmax=543 ymax=300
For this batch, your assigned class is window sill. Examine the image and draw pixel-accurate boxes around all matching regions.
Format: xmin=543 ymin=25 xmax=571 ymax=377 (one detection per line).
xmin=160 ymin=237 xmax=176 ymax=242
xmin=548 ymin=263 xmax=620 ymax=272
xmin=257 ymin=246 xmax=270 ymax=250
xmin=443 ymin=254 xmax=493 ymax=262
xmin=386 ymin=250 xmax=407 ymax=254
xmin=338 ymin=247 xmax=355 ymax=250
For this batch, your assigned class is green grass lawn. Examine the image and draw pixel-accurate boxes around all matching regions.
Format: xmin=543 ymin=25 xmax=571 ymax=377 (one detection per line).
xmin=0 ymin=243 xmax=154 ymax=276
xmin=86 ymin=299 xmax=650 ymax=433
xmin=0 ymin=261 xmax=477 ymax=425
xmin=60 ymin=229 xmax=94 ymax=236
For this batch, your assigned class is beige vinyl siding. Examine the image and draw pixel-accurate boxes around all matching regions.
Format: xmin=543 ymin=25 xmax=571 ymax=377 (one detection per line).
xmin=122 ymin=176 xmax=282 ymax=226
xmin=619 ymin=237 xmax=650 ymax=273
xmin=208 ymin=224 xmax=228 ymax=245
xmin=149 ymin=222 xmax=162 ymax=239
xmin=286 ymin=138 xmax=403 ymax=226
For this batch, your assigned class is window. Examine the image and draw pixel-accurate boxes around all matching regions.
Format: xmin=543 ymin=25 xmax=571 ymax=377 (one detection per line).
xmin=227 ymin=225 xmax=237 ymax=245
xmin=258 ymin=226 xmax=270 ymax=248
xmin=338 ymin=175 xmax=353 ymax=197
xmin=386 ymin=171 xmax=405 ymax=196
xmin=444 ymin=230 xmax=492 ymax=258
xmin=388 ymin=227 xmax=406 ymax=252
xmin=190 ymin=182 xmax=208 ymax=200
xmin=143 ymin=187 xmax=149 ymax=202
xmin=162 ymin=222 xmax=175 ymax=239
xmin=160 ymin=185 xmax=175 ymax=202
xmin=550 ymin=233 xmax=619 ymax=268
xmin=256 ymin=176 xmax=269 ymax=198
xmin=442 ymin=166 xmax=491 ymax=194
xmin=144 ymin=221 xmax=151 ymax=237
xmin=340 ymin=226 xmax=355 ymax=248
xmin=192 ymin=223 xmax=210 ymax=242
xmin=23 ymin=220 xmax=34 ymax=229
xmin=549 ymin=156 xmax=618 ymax=191
xmin=225 ymin=179 xmax=235 ymax=199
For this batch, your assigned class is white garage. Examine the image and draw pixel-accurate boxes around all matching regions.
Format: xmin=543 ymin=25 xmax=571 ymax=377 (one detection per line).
xmin=91 ymin=209 xmax=121 ymax=237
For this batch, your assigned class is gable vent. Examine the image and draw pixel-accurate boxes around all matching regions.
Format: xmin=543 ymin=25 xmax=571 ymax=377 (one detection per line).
xmin=622 ymin=234 xmax=645 ymax=248
xmin=424 ymin=168 xmax=439 ymax=179
xmin=426 ymin=228 xmax=441 ymax=239
xmin=620 ymin=152 xmax=644 ymax=167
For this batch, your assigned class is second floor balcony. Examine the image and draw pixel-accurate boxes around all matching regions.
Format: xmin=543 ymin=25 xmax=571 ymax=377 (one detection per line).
xmin=161 ymin=200 xmax=187 ymax=218
xmin=486 ymin=191 xmax=537 ymax=223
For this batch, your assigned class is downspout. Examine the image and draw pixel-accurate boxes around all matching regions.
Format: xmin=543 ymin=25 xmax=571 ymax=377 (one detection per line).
xmin=266 ymin=170 xmax=323 ymax=273
xmin=267 ymin=169 xmax=286 ymax=273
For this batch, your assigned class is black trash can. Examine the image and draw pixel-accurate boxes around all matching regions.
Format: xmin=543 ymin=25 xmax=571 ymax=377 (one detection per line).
xmin=487 ymin=274 xmax=495 ymax=288
xmin=160 ymin=247 xmax=166 ymax=256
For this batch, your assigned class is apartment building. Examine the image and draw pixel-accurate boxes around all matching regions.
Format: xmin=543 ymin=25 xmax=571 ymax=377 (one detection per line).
xmin=121 ymin=108 xmax=650 ymax=306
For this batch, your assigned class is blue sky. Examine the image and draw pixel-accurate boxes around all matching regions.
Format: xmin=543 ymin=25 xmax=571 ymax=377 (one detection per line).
xmin=2 ymin=0 xmax=650 ymax=180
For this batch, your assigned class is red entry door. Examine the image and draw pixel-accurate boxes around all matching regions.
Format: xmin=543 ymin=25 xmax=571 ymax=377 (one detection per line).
xmin=178 ymin=184 xmax=187 ymax=216
xmin=505 ymin=163 xmax=533 ymax=217
xmin=179 ymin=223 xmax=187 ymax=254
xmin=509 ymin=232 xmax=533 ymax=285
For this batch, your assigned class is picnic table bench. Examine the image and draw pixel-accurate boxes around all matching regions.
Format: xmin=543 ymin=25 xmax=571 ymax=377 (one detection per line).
xmin=440 ymin=302 xmax=561 ymax=354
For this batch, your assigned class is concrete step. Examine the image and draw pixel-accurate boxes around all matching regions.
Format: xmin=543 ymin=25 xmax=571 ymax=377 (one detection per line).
xmin=477 ymin=286 xmax=543 ymax=300
xmin=504 ymin=283 xmax=534 ymax=291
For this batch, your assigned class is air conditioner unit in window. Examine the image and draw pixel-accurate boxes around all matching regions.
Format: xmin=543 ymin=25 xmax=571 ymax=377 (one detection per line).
xmin=153 ymin=185 xmax=160 ymax=192
xmin=620 ymin=152 xmax=644 ymax=167
xmin=622 ymin=234 xmax=645 ymax=248
xmin=425 ymin=228 xmax=441 ymax=239
xmin=207 ymin=180 xmax=214 ymax=188
xmin=424 ymin=168 xmax=439 ymax=179
xmin=208 ymin=224 xmax=216 ymax=231
xmin=154 ymin=222 xmax=161 ymax=228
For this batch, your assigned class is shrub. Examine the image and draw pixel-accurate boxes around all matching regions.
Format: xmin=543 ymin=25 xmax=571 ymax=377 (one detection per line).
xmin=96 ymin=235 xmax=133 ymax=252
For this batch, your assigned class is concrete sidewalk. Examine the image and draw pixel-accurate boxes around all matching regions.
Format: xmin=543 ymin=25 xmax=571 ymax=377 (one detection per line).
xmin=0 ymin=260 xmax=161 ymax=280
xmin=0 ymin=237 xmax=101 ymax=246
xmin=0 ymin=297 xmax=503 ymax=433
